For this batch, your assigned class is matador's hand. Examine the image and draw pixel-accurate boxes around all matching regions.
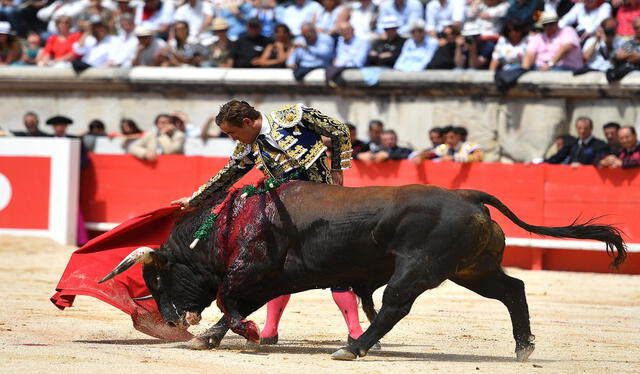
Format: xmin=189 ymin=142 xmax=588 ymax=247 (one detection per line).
xmin=171 ymin=197 xmax=193 ymax=210
xmin=331 ymin=170 xmax=344 ymax=186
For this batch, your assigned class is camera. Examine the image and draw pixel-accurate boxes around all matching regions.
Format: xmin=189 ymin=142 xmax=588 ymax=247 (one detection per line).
xmin=604 ymin=28 xmax=616 ymax=37
xmin=464 ymin=35 xmax=475 ymax=44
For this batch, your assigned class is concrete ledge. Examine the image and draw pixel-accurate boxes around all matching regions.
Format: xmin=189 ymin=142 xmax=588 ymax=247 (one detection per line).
xmin=1 ymin=67 xmax=639 ymax=98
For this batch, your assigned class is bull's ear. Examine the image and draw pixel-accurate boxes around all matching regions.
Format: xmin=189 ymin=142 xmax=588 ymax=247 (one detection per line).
xmin=98 ymin=247 xmax=158 ymax=283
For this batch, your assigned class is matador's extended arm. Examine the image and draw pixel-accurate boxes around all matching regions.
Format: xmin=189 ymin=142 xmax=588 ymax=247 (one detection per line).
xmin=301 ymin=108 xmax=353 ymax=170
xmin=188 ymin=150 xmax=254 ymax=207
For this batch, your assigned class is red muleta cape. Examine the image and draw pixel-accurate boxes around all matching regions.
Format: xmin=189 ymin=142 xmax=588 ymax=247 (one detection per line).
xmin=50 ymin=205 xmax=193 ymax=341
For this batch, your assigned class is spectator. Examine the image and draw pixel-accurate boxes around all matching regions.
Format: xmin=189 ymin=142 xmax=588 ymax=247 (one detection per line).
xmin=114 ymin=0 xmax=136 ymax=25
xmin=410 ymin=127 xmax=445 ymax=164
xmin=213 ymin=0 xmax=256 ymax=41
xmin=427 ymin=24 xmax=460 ymax=69
xmin=599 ymin=126 xmax=640 ymax=168
xmin=46 ymin=115 xmax=75 ymax=138
xmin=173 ymin=0 xmax=214 ymax=41
xmin=171 ymin=111 xmax=201 ymax=138
xmin=206 ymin=18 xmax=233 ymax=67
xmin=15 ymin=32 xmax=42 ymax=66
xmin=609 ymin=17 xmax=640 ymax=79
xmin=339 ymin=0 xmax=378 ymax=41
xmin=230 ymin=17 xmax=272 ymax=67
xmin=522 ymin=11 xmax=584 ymax=71
xmin=36 ymin=16 xmax=81 ymax=67
xmin=164 ymin=21 xmax=198 ymax=66
xmin=280 ymin=0 xmax=323 ymax=37
xmin=559 ymin=0 xmax=611 ymax=42
xmin=505 ymin=0 xmax=541 ymax=25
xmin=434 ymin=125 xmax=484 ymax=162
xmin=326 ymin=21 xmax=370 ymax=86
xmin=366 ymin=15 xmax=406 ymax=68
xmin=598 ymin=121 xmax=622 ymax=160
xmin=0 ymin=21 xmax=20 ymax=65
xmin=200 ymin=113 xmax=229 ymax=139
xmin=373 ymin=129 xmax=413 ymax=161
xmin=37 ymin=0 xmax=85 ymax=34
xmin=454 ymin=22 xmax=494 ymax=69
xmin=78 ymin=0 xmax=115 ymax=34
xmin=286 ymin=22 xmax=335 ymax=81
xmin=109 ymin=118 xmax=145 ymax=150
xmin=489 ymin=17 xmax=529 ymax=71
xmin=356 ymin=119 xmax=384 ymax=160
xmin=546 ymin=116 xmax=606 ymax=166
xmin=132 ymin=25 xmax=168 ymax=66
xmin=393 ymin=19 xmax=439 ymax=72
xmin=249 ymin=0 xmax=279 ymax=38
xmin=129 ymin=113 xmax=186 ymax=161
xmin=253 ymin=23 xmax=293 ymax=67
xmin=376 ymin=0 xmax=424 ymax=37
xmin=465 ymin=0 xmax=510 ymax=42
xmin=82 ymin=119 xmax=107 ymax=151
xmin=544 ymin=0 xmax=574 ymax=19
xmin=12 ymin=111 xmax=50 ymax=137
xmin=312 ymin=0 xmax=344 ymax=36
xmin=73 ymin=15 xmax=118 ymax=69
xmin=544 ymin=133 xmax=576 ymax=160
xmin=582 ymin=17 xmax=623 ymax=72
xmin=0 ymin=0 xmax=20 ymax=35
xmin=425 ymin=0 xmax=466 ymax=38
xmin=107 ymin=13 xmax=138 ymax=67
xmin=347 ymin=122 xmax=368 ymax=158
xmin=17 ymin=0 xmax=48 ymax=37
xmin=614 ymin=0 xmax=640 ymax=38
xmin=134 ymin=0 xmax=175 ymax=37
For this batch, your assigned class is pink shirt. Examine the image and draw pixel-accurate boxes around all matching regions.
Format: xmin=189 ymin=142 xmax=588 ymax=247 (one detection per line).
xmin=526 ymin=26 xmax=584 ymax=69
xmin=616 ymin=4 xmax=640 ymax=36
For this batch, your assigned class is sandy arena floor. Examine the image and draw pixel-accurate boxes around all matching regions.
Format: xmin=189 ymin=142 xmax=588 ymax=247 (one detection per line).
xmin=0 ymin=235 xmax=638 ymax=374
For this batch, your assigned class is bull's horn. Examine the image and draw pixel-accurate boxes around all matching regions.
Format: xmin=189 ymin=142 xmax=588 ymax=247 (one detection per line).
xmin=98 ymin=247 xmax=155 ymax=283
xmin=133 ymin=295 xmax=154 ymax=301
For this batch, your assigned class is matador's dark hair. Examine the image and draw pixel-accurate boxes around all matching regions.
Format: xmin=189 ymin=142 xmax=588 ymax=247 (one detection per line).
xmin=215 ymin=99 xmax=261 ymax=127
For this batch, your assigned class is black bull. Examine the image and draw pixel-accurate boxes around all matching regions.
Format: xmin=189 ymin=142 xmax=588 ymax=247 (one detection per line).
xmin=100 ymin=182 xmax=627 ymax=361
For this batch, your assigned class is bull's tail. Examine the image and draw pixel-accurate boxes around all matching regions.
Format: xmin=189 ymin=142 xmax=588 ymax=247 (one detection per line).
xmin=462 ymin=190 xmax=627 ymax=269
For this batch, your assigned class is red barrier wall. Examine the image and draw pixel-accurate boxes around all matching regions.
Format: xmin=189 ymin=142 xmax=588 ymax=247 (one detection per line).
xmin=80 ymin=154 xmax=640 ymax=274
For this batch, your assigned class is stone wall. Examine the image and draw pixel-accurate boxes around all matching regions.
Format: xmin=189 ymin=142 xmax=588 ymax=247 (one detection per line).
xmin=1 ymin=67 xmax=639 ymax=162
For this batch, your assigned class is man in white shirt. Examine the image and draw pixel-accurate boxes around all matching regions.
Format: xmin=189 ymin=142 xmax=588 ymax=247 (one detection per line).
xmin=134 ymin=0 xmax=175 ymax=35
xmin=73 ymin=14 xmax=118 ymax=67
xmin=173 ymin=0 xmax=215 ymax=41
xmin=559 ymin=0 xmax=611 ymax=40
xmin=280 ymin=0 xmax=324 ymax=36
xmin=376 ymin=0 xmax=424 ymax=37
xmin=37 ymin=0 xmax=86 ymax=34
xmin=425 ymin=0 xmax=466 ymax=38
xmin=107 ymin=13 xmax=139 ymax=67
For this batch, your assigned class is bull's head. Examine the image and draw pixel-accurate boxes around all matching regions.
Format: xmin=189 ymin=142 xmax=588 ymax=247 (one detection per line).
xmin=99 ymin=246 xmax=218 ymax=329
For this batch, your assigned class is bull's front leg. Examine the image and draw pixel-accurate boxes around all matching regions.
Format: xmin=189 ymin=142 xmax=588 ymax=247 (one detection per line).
xmin=187 ymin=316 xmax=229 ymax=350
xmin=215 ymin=288 xmax=261 ymax=343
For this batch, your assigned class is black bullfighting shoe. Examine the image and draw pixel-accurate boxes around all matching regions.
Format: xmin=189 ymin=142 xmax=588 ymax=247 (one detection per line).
xmin=259 ymin=334 xmax=279 ymax=345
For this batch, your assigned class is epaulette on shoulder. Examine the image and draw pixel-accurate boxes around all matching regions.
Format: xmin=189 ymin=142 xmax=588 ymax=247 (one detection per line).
xmin=231 ymin=142 xmax=252 ymax=160
xmin=271 ymin=103 xmax=305 ymax=128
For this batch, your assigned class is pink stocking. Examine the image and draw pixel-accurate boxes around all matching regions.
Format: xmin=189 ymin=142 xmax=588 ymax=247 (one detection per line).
xmin=260 ymin=294 xmax=291 ymax=338
xmin=332 ymin=290 xmax=364 ymax=339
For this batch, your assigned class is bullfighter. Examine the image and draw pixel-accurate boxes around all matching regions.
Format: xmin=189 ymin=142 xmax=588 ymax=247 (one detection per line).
xmin=173 ymin=99 xmax=365 ymax=345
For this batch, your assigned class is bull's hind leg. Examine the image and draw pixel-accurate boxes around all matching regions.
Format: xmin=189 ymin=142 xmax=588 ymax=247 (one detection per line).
xmin=451 ymin=269 xmax=535 ymax=361
xmin=332 ymin=256 xmax=448 ymax=360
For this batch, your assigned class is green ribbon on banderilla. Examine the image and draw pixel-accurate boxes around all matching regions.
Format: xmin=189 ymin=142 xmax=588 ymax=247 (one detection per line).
xmin=189 ymin=168 xmax=303 ymax=249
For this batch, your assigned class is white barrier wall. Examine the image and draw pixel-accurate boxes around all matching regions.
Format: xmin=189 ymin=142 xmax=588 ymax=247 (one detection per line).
xmin=0 ymin=138 xmax=80 ymax=245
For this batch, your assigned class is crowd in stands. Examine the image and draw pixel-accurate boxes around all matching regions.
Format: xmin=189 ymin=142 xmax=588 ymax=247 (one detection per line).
xmin=4 ymin=109 xmax=638 ymax=168
xmin=1 ymin=0 xmax=639 ymax=82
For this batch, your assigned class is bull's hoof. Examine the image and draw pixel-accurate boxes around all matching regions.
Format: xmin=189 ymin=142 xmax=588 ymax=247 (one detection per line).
xmin=186 ymin=337 xmax=212 ymax=350
xmin=259 ymin=334 xmax=278 ymax=345
xmin=331 ymin=348 xmax=357 ymax=361
xmin=516 ymin=344 xmax=535 ymax=362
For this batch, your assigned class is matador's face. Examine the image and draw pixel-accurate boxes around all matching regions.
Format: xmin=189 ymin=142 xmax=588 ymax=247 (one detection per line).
xmin=219 ymin=119 xmax=260 ymax=144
